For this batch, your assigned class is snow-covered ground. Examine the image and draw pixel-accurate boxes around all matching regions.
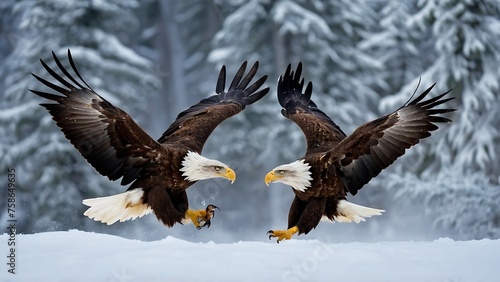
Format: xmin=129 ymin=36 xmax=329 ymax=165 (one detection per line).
xmin=1 ymin=230 xmax=499 ymax=282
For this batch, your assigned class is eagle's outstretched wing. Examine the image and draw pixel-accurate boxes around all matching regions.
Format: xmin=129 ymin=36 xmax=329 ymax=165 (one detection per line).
xmin=32 ymin=50 xmax=270 ymax=186
xmin=31 ymin=50 xmax=161 ymax=186
xmin=277 ymin=63 xmax=346 ymax=154
xmin=158 ymin=61 xmax=269 ymax=152
xmin=329 ymin=84 xmax=455 ymax=195
xmin=276 ymin=63 xmax=455 ymax=196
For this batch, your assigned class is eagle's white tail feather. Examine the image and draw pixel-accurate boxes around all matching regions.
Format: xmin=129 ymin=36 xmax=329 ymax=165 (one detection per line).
xmin=322 ymin=200 xmax=384 ymax=223
xmin=82 ymin=188 xmax=151 ymax=225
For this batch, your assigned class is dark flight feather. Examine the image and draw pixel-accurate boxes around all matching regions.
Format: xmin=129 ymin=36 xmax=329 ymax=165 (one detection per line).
xmin=277 ymin=63 xmax=347 ymax=153
xmin=157 ymin=61 xmax=269 ymax=151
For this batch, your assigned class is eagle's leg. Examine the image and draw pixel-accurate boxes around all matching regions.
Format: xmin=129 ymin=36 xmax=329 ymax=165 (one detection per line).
xmin=267 ymin=226 xmax=299 ymax=243
xmin=184 ymin=205 xmax=219 ymax=230
xmin=185 ymin=209 xmax=205 ymax=229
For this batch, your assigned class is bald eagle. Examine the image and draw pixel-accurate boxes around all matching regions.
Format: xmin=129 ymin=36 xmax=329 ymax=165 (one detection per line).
xmin=265 ymin=63 xmax=455 ymax=242
xmin=31 ymin=50 xmax=269 ymax=229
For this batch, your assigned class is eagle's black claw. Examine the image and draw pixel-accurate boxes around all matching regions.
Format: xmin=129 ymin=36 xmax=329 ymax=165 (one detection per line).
xmin=207 ymin=204 xmax=220 ymax=212
xmin=267 ymin=230 xmax=274 ymax=240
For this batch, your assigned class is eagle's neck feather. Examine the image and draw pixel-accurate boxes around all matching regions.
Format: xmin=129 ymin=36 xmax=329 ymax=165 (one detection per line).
xmin=179 ymin=151 xmax=220 ymax=182
xmin=279 ymin=160 xmax=313 ymax=192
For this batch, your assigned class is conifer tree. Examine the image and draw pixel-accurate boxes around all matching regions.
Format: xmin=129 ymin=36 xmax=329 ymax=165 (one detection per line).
xmin=375 ymin=0 xmax=500 ymax=239
xmin=0 ymin=0 xmax=158 ymax=234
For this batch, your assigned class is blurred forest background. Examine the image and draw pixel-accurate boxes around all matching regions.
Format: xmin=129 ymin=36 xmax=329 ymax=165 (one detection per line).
xmin=1 ymin=0 xmax=499 ymax=243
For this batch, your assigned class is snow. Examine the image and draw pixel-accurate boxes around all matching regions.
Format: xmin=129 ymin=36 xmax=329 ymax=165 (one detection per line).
xmin=1 ymin=230 xmax=499 ymax=282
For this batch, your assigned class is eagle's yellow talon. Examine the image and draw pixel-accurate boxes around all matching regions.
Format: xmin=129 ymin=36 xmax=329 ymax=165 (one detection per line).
xmin=185 ymin=205 xmax=220 ymax=230
xmin=267 ymin=226 xmax=299 ymax=243
xmin=185 ymin=209 xmax=202 ymax=228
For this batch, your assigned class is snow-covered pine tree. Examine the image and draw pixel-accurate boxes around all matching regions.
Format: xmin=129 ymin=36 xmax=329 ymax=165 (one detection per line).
xmin=0 ymin=1 xmax=15 ymax=75
xmin=0 ymin=0 xmax=17 ymax=153
xmin=376 ymin=0 xmax=500 ymax=239
xmin=0 ymin=0 xmax=159 ymax=234
xmin=145 ymin=0 xmax=223 ymax=139
xmin=176 ymin=0 xmax=221 ymax=101
xmin=359 ymin=0 xmax=429 ymax=93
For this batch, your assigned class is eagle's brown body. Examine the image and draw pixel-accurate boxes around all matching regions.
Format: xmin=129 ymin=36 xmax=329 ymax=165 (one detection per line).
xmin=287 ymin=153 xmax=346 ymax=235
xmin=31 ymin=50 xmax=269 ymax=227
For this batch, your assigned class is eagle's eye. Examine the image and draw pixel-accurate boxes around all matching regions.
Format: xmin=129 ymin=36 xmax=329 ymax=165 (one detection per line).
xmin=213 ymin=166 xmax=223 ymax=172
xmin=276 ymin=170 xmax=286 ymax=175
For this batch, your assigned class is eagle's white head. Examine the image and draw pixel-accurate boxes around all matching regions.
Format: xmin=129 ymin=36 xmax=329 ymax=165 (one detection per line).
xmin=180 ymin=151 xmax=236 ymax=183
xmin=264 ymin=160 xmax=313 ymax=192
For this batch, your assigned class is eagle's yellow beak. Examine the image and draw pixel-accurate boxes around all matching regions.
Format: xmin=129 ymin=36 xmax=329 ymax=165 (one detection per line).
xmin=223 ymin=168 xmax=236 ymax=184
xmin=265 ymin=171 xmax=283 ymax=186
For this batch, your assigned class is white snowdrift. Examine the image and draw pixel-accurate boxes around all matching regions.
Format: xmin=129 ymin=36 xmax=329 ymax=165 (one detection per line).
xmin=1 ymin=230 xmax=499 ymax=282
